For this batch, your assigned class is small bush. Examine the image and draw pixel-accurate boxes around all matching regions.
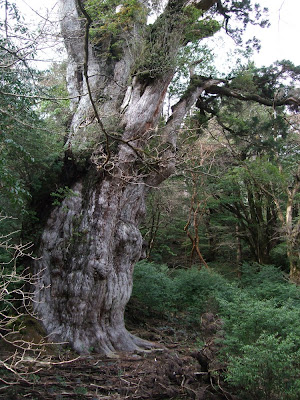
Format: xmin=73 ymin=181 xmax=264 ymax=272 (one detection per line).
xmin=132 ymin=262 xmax=235 ymax=320
xmin=172 ymin=267 xmax=235 ymax=316
xmin=219 ymin=293 xmax=300 ymax=353
xmin=220 ymin=263 xmax=300 ymax=399
xmin=132 ymin=261 xmax=174 ymax=313
xmin=239 ymin=263 xmax=300 ymax=307
xmin=226 ymin=333 xmax=300 ymax=400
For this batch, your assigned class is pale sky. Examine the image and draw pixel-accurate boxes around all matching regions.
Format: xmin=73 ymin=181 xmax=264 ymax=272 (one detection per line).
xmin=14 ymin=0 xmax=300 ymax=70
xmin=245 ymin=0 xmax=300 ymax=67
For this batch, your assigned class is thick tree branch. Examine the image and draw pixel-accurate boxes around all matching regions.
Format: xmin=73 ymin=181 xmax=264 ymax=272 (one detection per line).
xmin=146 ymin=79 xmax=219 ymax=186
xmin=204 ymin=83 xmax=300 ymax=107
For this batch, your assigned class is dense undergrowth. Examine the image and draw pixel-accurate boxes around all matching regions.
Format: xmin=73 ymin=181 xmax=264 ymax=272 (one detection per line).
xmin=130 ymin=261 xmax=300 ymax=400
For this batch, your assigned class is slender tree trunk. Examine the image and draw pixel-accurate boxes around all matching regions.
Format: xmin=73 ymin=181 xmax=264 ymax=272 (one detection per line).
xmin=246 ymin=183 xmax=272 ymax=264
xmin=267 ymin=164 xmax=300 ymax=285
xmin=184 ymin=175 xmax=209 ymax=269
xmin=205 ymin=209 xmax=216 ymax=262
xmin=286 ymin=199 xmax=300 ymax=284
xmin=235 ymin=224 xmax=242 ymax=278
xmin=288 ymin=246 xmax=300 ymax=285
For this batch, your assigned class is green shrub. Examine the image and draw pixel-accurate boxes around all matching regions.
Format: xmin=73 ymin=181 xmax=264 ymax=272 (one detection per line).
xmin=239 ymin=263 xmax=300 ymax=307
xmin=226 ymin=333 xmax=300 ymax=400
xmin=219 ymin=264 xmax=300 ymax=399
xmin=270 ymin=242 xmax=289 ymax=270
xmin=219 ymin=293 xmax=300 ymax=353
xmin=172 ymin=267 xmax=235 ymax=316
xmin=131 ymin=260 xmax=300 ymax=399
xmin=132 ymin=262 xmax=235 ymax=319
xmin=132 ymin=261 xmax=174 ymax=313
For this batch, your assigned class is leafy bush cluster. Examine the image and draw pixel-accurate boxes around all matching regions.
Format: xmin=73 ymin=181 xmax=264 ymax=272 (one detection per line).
xmin=221 ymin=263 xmax=300 ymax=399
xmin=131 ymin=261 xmax=233 ymax=317
xmin=131 ymin=262 xmax=300 ymax=399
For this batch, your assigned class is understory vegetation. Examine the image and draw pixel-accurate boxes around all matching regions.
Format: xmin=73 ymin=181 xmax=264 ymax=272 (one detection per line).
xmin=130 ymin=261 xmax=300 ymax=399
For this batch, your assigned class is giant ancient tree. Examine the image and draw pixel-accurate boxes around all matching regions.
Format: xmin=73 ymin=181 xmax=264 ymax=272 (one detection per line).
xmin=34 ymin=0 xmax=300 ymax=354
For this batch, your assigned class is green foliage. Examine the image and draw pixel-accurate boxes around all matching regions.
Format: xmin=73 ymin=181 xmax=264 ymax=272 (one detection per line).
xmin=0 ymin=3 xmax=67 ymax=318
xmin=171 ymin=267 xmax=234 ymax=316
xmin=85 ymin=0 xmax=146 ymax=42
xmin=0 ymin=1 xmax=65 ymax=256
xmin=168 ymin=44 xmax=217 ymax=99
xmin=135 ymin=5 xmax=220 ymax=79
xmin=239 ymin=263 xmax=300 ymax=305
xmin=183 ymin=6 xmax=220 ymax=43
xmin=226 ymin=333 xmax=300 ymax=400
xmin=219 ymin=293 xmax=300 ymax=352
xmin=140 ymin=181 xmax=189 ymax=265
xmin=215 ymin=1 xmax=269 ymax=48
xmin=85 ymin=0 xmax=221 ymax=78
xmin=132 ymin=262 xmax=234 ymax=319
xmin=217 ymin=264 xmax=300 ymax=399
xmin=269 ymin=242 xmax=289 ymax=269
xmin=252 ymin=61 xmax=300 ymax=109
xmin=51 ymin=186 xmax=79 ymax=206
xmin=40 ymin=62 xmax=70 ymax=128
xmin=132 ymin=262 xmax=174 ymax=313
xmin=0 ymin=59 xmax=41 ymax=215
xmin=0 ymin=4 xmax=63 ymax=222
xmin=148 ymin=66 xmax=299 ymax=267
xmin=131 ymin=261 xmax=300 ymax=398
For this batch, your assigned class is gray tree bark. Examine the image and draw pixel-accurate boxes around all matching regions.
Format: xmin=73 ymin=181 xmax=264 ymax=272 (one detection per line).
xmin=34 ymin=0 xmax=219 ymax=354
xmin=33 ymin=0 xmax=296 ymax=353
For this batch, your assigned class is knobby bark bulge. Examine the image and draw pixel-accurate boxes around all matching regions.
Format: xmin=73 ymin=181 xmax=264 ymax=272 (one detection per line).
xmin=35 ymin=178 xmax=151 ymax=354
xmin=34 ymin=0 xmax=218 ymax=354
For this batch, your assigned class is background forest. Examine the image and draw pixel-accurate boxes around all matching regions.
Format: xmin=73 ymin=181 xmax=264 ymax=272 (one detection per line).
xmin=0 ymin=0 xmax=299 ymax=399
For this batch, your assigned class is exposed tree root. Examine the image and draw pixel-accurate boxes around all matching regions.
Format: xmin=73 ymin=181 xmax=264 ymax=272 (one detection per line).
xmin=0 ymin=315 xmax=237 ymax=400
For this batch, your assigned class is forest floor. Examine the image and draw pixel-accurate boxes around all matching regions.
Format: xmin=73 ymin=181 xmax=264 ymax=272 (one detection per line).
xmin=0 ymin=302 xmax=236 ymax=400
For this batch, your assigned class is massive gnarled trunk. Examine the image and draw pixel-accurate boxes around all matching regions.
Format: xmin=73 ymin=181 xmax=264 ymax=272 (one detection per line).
xmin=34 ymin=0 xmax=219 ymax=354
xmin=35 ymin=178 xmax=150 ymax=353
xmin=33 ymin=0 xmax=299 ymax=353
